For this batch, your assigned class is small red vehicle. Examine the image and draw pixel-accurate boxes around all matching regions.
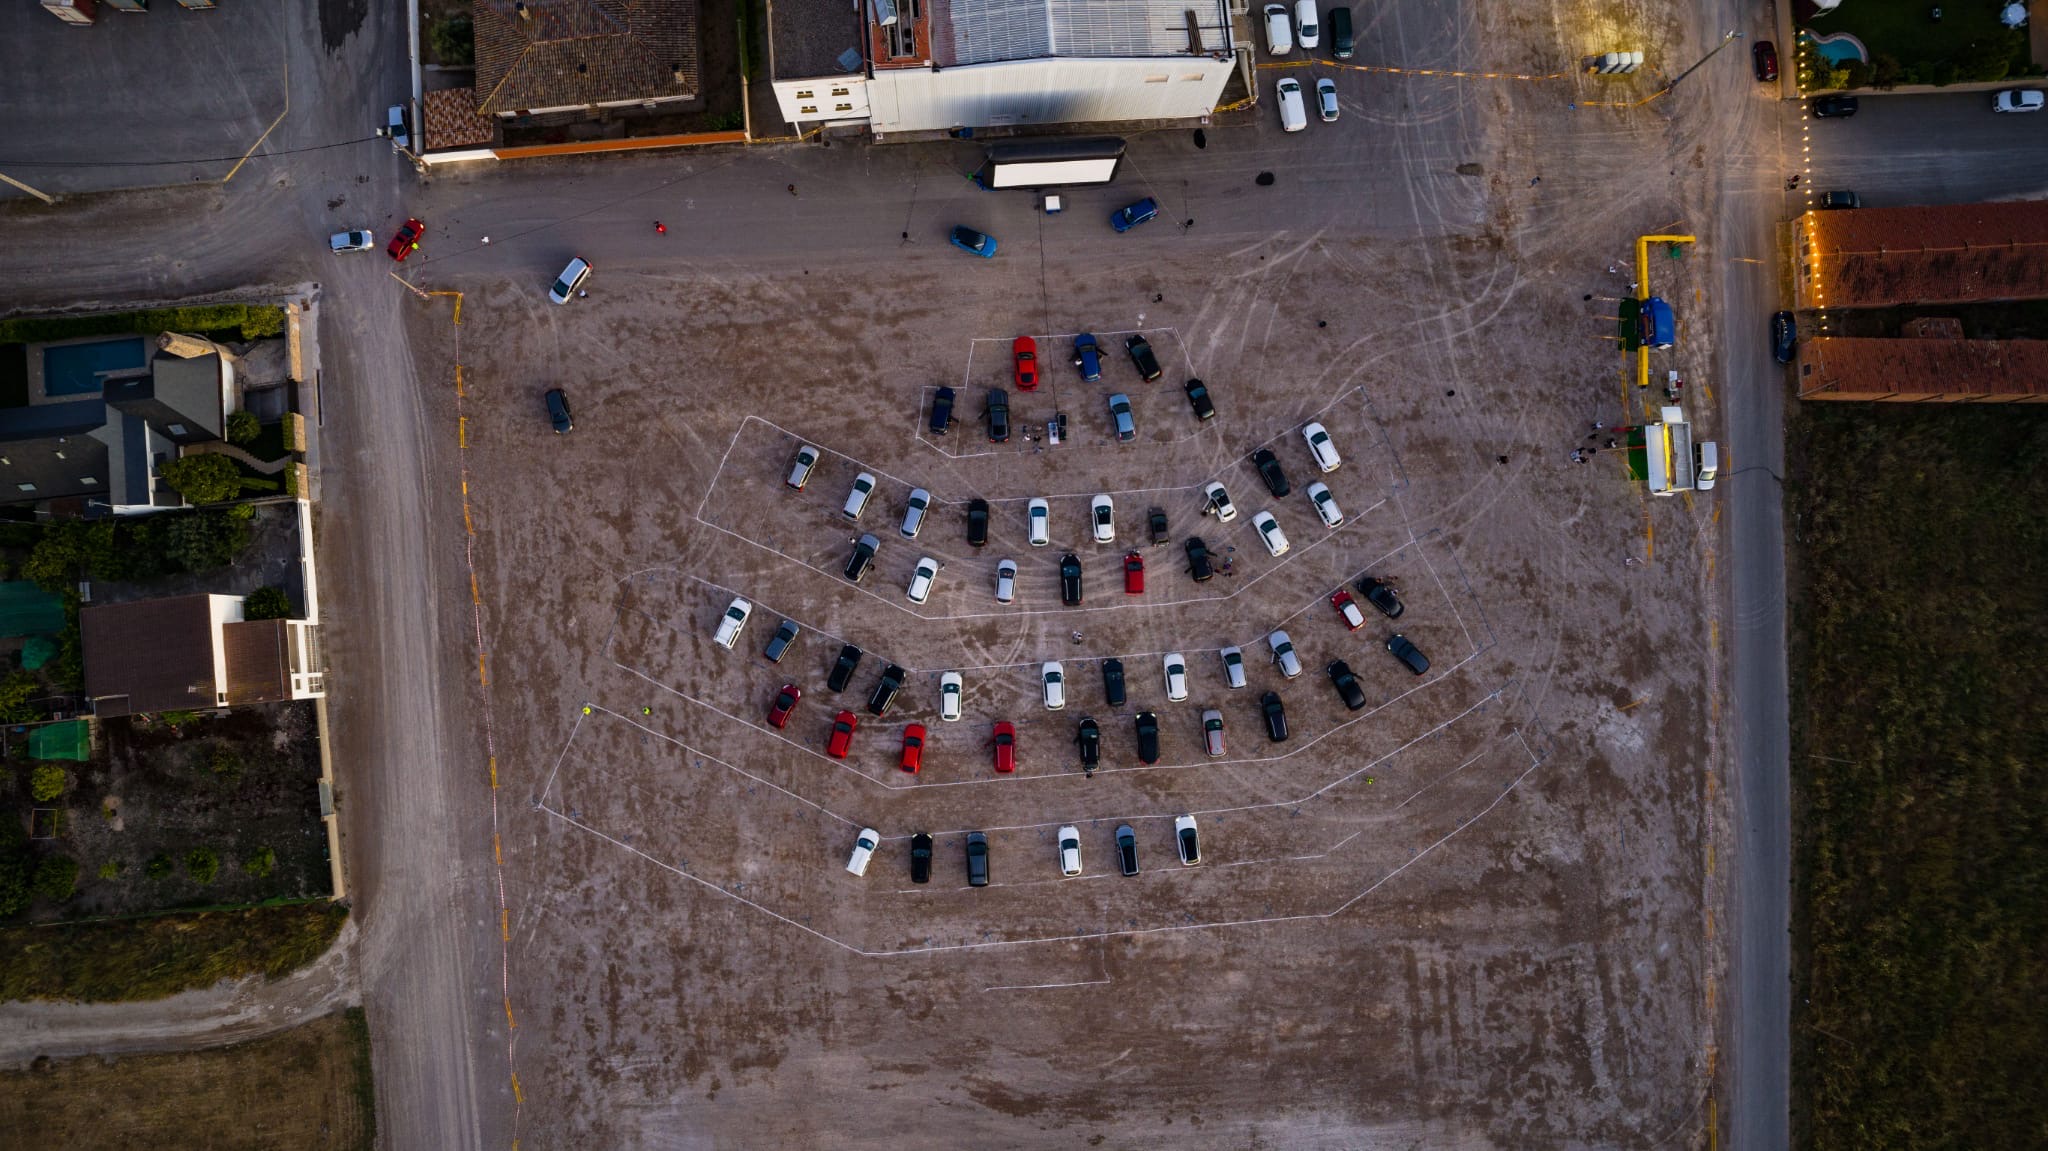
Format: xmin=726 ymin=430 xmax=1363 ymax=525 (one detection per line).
xmin=1331 ymin=588 xmax=1367 ymax=631
xmin=992 ymin=721 xmax=1016 ymax=772
xmin=1013 ymin=336 xmax=1039 ymax=391
xmin=1123 ymin=551 xmax=1145 ymax=594
xmin=826 ymin=710 xmax=858 ymax=759
xmin=767 ymin=684 xmax=801 ymax=729
xmin=900 ymin=723 xmax=927 ymax=774
xmin=387 ymin=218 xmax=424 ymax=261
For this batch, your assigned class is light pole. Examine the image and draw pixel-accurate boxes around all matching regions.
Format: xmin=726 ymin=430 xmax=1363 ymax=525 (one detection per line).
xmin=1663 ymin=30 xmax=1744 ymax=95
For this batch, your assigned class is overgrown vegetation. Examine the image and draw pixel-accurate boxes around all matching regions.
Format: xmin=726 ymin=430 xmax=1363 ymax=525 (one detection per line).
xmin=0 ymin=901 xmax=346 ymax=1002
xmin=1789 ymin=405 xmax=2048 ymax=1149
xmin=243 ymin=586 xmax=290 ymax=620
xmin=159 ymin=453 xmax=247 ymax=504
xmin=0 ymin=304 xmax=286 ymax=346
xmin=224 ymin=409 xmax=261 ymax=446
xmin=429 ymin=14 xmax=474 ymax=66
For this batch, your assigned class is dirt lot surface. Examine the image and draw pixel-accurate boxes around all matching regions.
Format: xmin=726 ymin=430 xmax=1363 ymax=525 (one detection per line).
xmin=0 ymin=1007 xmax=374 ymax=1150
xmin=414 ymin=45 xmax=1726 ymax=1140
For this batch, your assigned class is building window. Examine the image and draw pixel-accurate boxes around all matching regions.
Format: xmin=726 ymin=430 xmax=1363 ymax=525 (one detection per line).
xmin=800 ymin=105 xmax=818 ymax=114
xmin=80 ymin=476 xmax=97 ymax=486
xmin=831 ymin=87 xmax=850 ymax=96
xmin=835 ymin=103 xmax=853 ymax=111
xmin=16 ymin=483 xmax=34 ymax=493
xmin=1145 ymin=75 xmax=1169 ymax=83
xmin=795 ymin=89 xmax=814 ymax=99
xmin=167 ymin=423 xmax=188 ymax=436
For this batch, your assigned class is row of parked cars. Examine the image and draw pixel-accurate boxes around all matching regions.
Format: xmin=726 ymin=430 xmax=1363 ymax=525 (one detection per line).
xmin=847 ymin=816 xmax=1203 ymax=883
xmin=928 ymin=332 xmax=1190 ymax=444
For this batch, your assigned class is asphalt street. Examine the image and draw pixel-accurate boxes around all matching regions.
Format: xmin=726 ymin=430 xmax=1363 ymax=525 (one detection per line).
xmin=1801 ymin=90 xmax=2048 ymax=207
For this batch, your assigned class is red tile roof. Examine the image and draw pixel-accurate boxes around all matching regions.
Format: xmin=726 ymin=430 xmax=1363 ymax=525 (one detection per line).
xmin=1795 ymin=200 xmax=2048 ymax=310
xmin=1796 ymin=337 xmax=2048 ymax=402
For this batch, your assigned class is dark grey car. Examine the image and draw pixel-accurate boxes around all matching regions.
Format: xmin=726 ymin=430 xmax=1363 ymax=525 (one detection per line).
xmin=1386 ymin=633 xmax=1431 ymax=676
xmin=1116 ymin=824 xmax=1139 ymax=876
xmin=867 ymin=663 xmax=907 ymax=716
xmin=762 ymin=619 xmax=799 ymax=663
xmin=966 ymin=831 xmax=990 ymax=886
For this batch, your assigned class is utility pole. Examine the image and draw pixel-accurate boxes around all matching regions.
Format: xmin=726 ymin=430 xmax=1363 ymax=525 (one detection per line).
xmin=1663 ymin=30 xmax=1743 ymax=96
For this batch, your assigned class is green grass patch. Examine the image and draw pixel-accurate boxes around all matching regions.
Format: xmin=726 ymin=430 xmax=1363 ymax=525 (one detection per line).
xmin=0 ymin=901 xmax=346 ymax=1002
xmin=1801 ymin=0 xmax=2032 ymax=88
xmin=1788 ymin=404 xmax=2048 ymax=1149
xmin=0 ymin=305 xmax=287 ymax=347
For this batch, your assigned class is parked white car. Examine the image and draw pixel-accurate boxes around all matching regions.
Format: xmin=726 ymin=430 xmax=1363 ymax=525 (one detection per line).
xmin=1163 ymin=653 xmax=1189 ymax=701
xmin=787 ymin=444 xmax=820 ymax=491
xmin=712 ymin=597 xmax=752 ymax=649
xmin=846 ymin=827 xmax=879 ymax=876
xmin=547 ymin=257 xmax=592 ymax=305
xmin=906 ymin=556 xmax=939 ymax=604
xmin=1220 ymin=645 xmax=1248 ymax=689
xmin=995 ymin=559 xmax=1018 ymax=603
xmin=1293 ymin=0 xmax=1319 ymax=49
xmin=1028 ymin=497 xmax=1050 ymax=546
xmin=1201 ymin=708 xmax=1227 ymax=757
xmin=1091 ymin=494 xmax=1116 ymax=543
xmin=1042 ymin=661 xmax=1066 ymax=710
xmin=1316 ymin=77 xmax=1339 ymax=122
xmin=939 ymin=671 xmax=964 ymax=721
xmin=1263 ymin=2 xmax=1293 ymax=54
xmin=1302 ymin=421 xmax=1342 ymax=471
xmin=1268 ymin=629 xmax=1302 ymax=678
xmin=901 ymin=488 xmax=930 ymax=538
xmin=1175 ymin=814 xmax=1201 ymax=865
xmin=843 ymin=472 xmax=877 ymax=520
xmin=1251 ymin=510 xmax=1291 ymax=557
xmin=1203 ymin=480 xmax=1239 ymax=522
xmin=1306 ymin=481 xmax=1344 ymax=527
xmin=329 ymin=230 xmax=374 ymax=253
xmin=1993 ymin=88 xmax=2045 ymax=113
xmin=1057 ymin=825 xmax=1083 ymax=877
xmin=1276 ymin=77 xmax=1307 ymax=132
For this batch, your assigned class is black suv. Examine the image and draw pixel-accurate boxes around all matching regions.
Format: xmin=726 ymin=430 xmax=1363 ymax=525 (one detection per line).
xmin=867 ymin=663 xmax=906 ymax=716
xmin=1116 ymin=824 xmax=1139 ymax=876
xmin=1326 ymin=659 xmax=1367 ymax=711
xmin=1060 ymin=553 xmax=1083 ymax=605
xmin=1251 ymin=448 xmax=1290 ymax=497
xmin=544 ymin=388 xmax=574 ymax=434
xmin=1183 ymin=378 xmax=1216 ymax=421
xmin=1125 ymin=335 xmax=1163 ymax=381
xmin=1386 ymin=634 xmax=1431 ymax=676
xmin=1356 ymin=576 xmax=1403 ymax=619
xmin=929 ymin=386 xmax=955 ymax=435
xmin=826 ymin=643 xmax=863 ymax=692
xmin=966 ymin=831 xmax=990 ymax=887
xmin=1185 ymin=537 xmax=1214 ymax=582
xmin=1134 ymin=711 xmax=1160 ymax=764
xmin=1811 ymin=95 xmax=1858 ymax=117
xmin=1076 ymin=717 xmax=1101 ymax=767
xmin=967 ymin=498 xmax=990 ymax=547
xmin=1101 ymin=659 xmax=1126 ymax=707
xmin=986 ymin=389 xmax=1010 ymax=442
xmin=909 ymin=832 xmax=933 ymax=883
xmin=844 ymin=533 xmax=879 ymax=582
xmin=1260 ymin=691 xmax=1289 ymax=742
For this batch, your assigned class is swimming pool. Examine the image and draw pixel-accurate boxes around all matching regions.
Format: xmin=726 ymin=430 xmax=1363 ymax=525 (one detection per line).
xmin=1800 ymin=30 xmax=1869 ymax=67
xmin=42 ymin=337 xmax=147 ymax=396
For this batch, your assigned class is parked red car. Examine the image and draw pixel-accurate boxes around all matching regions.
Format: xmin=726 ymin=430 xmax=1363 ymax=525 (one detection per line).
xmin=387 ymin=218 xmax=424 ymax=261
xmin=1332 ymin=588 xmax=1367 ymax=631
xmin=1752 ymin=40 xmax=1778 ymax=83
xmin=826 ymin=710 xmax=858 ymax=758
xmin=767 ymin=684 xmax=801 ymax=729
xmin=992 ymin=721 xmax=1016 ymax=772
xmin=900 ymin=723 xmax=927 ymax=774
xmin=1013 ymin=336 xmax=1039 ymax=391
xmin=1123 ymin=551 xmax=1145 ymax=594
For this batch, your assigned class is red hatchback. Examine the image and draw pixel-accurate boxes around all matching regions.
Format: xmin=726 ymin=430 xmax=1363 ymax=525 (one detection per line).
xmin=900 ymin=723 xmax=927 ymax=774
xmin=826 ymin=710 xmax=858 ymax=758
xmin=1123 ymin=551 xmax=1145 ymax=594
xmin=387 ymin=218 xmax=424 ymax=261
xmin=1332 ymin=588 xmax=1367 ymax=631
xmin=992 ymin=721 xmax=1016 ymax=772
xmin=1013 ymin=336 xmax=1038 ymax=391
xmin=767 ymin=684 xmax=801 ymax=729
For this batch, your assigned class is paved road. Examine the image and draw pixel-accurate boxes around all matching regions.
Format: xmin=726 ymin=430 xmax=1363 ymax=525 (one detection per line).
xmin=1801 ymin=91 xmax=2048 ymax=207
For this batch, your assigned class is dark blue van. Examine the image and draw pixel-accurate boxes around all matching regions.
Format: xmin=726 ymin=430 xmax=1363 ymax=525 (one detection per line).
xmin=1641 ymin=297 xmax=1675 ymax=350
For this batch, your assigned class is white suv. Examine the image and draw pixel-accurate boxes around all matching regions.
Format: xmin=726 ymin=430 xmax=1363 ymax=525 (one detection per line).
xmin=1262 ymin=3 xmax=1293 ymax=54
xmin=1057 ymin=825 xmax=1083 ymax=876
xmin=842 ymin=472 xmax=877 ymax=520
xmin=1042 ymin=661 xmax=1066 ymax=710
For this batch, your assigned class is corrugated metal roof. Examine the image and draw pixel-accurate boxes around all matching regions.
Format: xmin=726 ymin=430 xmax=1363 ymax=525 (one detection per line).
xmin=942 ymin=0 xmax=1212 ymax=64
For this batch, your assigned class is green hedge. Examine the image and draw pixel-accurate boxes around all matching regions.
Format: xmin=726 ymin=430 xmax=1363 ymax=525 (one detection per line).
xmin=0 ymin=901 xmax=347 ymax=1002
xmin=0 ymin=304 xmax=287 ymax=346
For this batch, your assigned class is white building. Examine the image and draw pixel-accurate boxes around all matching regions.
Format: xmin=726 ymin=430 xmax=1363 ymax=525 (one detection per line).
xmin=769 ymin=0 xmax=1238 ymax=136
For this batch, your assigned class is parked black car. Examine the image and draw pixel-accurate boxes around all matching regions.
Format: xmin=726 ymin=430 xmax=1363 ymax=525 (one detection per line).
xmin=1060 ymin=552 xmax=1083 ymax=605
xmin=1260 ymin=691 xmax=1289 ymax=742
xmin=1772 ymin=311 xmax=1797 ymax=364
xmin=966 ymin=831 xmax=990 ymax=887
xmin=1101 ymin=659 xmax=1126 ymax=707
xmin=1125 ymin=334 xmax=1163 ymax=381
xmin=1326 ymin=660 xmax=1367 ymax=711
xmin=928 ymin=389 xmax=955 ymax=438
xmin=1818 ymin=190 xmax=1861 ymax=210
xmin=1116 ymin=824 xmax=1139 ymax=876
xmin=1811 ymin=95 xmax=1859 ymax=117
xmin=909 ymin=832 xmax=933 ymax=884
xmin=1134 ymin=710 xmax=1160 ymax=764
xmin=1184 ymin=537 xmax=1214 ymax=582
xmin=844 ymin=533 xmax=879 ymax=582
xmin=967 ymin=498 xmax=991 ymax=547
xmin=1251 ymin=447 xmax=1290 ymax=497
xmin=826 ymin=643 xmax=863 ymax=692
xmin=1183 ymin=378 xmax=1216 ymax=421
xmin=1356 ymin=576 xmax=1403 ymax=619
xmin=763 ymin=619 xmax=800 ymax=663
xmin=867 ymin=663 xmax=906 ymax=716
xmin=986 ymin=388 xmax=1010 ymax=442
xmin=544 ymin=388 xmax=574 ymax=434
xmin=1077 ymin=717 xmax=1101 ymax=767
xmin=1386 ymin=633 xmax=1431 ymax=676
xmin=1148 ymin=507 xmax=1169 ymax=546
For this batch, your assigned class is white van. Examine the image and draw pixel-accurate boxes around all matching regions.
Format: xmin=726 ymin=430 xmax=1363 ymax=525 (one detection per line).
xmin=1276 ymin=78 xmax=1308 ymax=133
xmin=1263 ymin=3 xmax=1293 ymax=54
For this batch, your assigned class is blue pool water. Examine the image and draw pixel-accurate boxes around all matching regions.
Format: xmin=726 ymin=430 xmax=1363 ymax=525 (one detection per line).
xmin=1800 ymin=31 xmax=1868 ymax=66
xmin=42 ymin=337 xmax=147 ymax=396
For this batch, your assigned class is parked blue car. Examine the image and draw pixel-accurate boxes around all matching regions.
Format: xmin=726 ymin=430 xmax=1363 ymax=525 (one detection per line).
xmin=1072 ymin=333 xmax=1102 ymax=382
xmin=1110 ymin=197 xmax=1159 ymax=232
xmin=949 ymin=226 xmax=998 ymax=258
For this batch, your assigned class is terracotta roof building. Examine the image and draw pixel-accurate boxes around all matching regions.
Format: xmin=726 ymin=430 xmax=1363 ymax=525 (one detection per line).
xmin=1795 ymin=200 xmax=2048 ymax=311
xmin=1796 ymin=337 xmax=2048 ymax=403
xmin=473 ymin=0 xmax=701 ymax=117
